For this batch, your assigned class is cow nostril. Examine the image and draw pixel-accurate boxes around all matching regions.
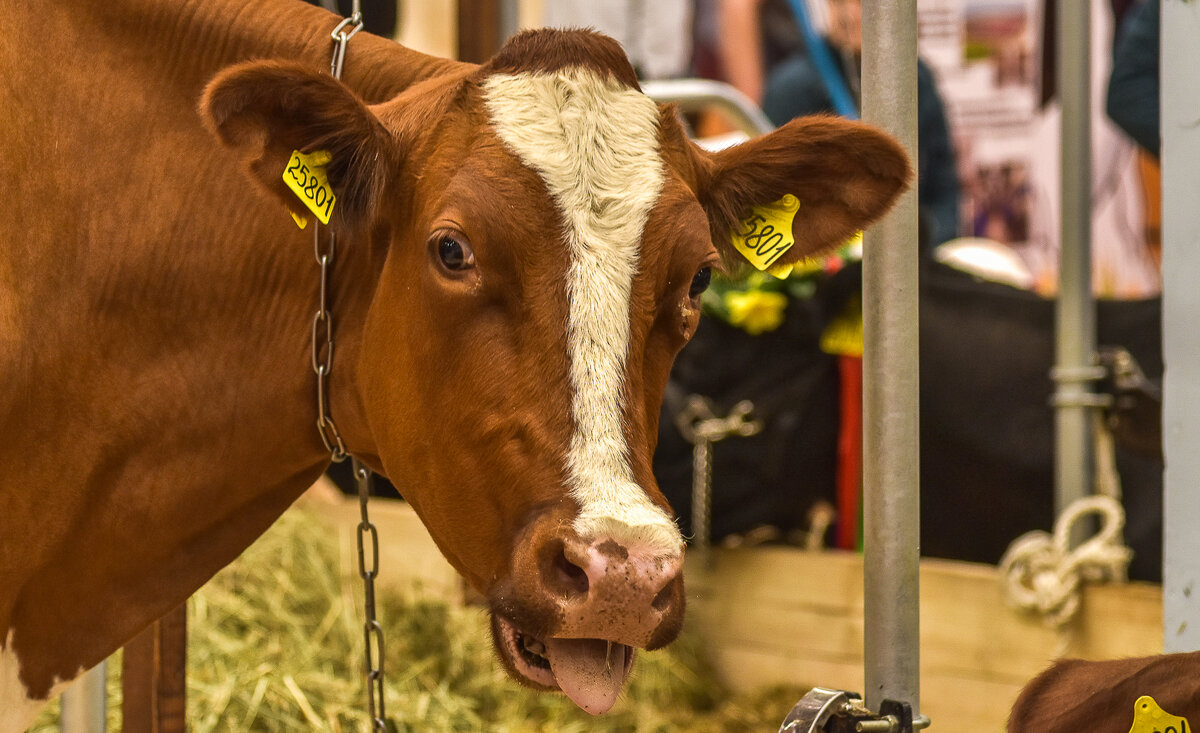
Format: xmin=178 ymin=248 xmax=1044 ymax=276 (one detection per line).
xmin=651 ymin=583 xmax=673 ymax=611
xmin=553 ymin=549 xmax=590 ymax=597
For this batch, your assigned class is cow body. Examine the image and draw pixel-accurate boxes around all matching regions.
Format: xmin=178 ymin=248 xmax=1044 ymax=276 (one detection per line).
xmin=0 ymin=1 xmax=908 ymax=728
xmin=1009 ymin=651 xmax=1200 ymax=732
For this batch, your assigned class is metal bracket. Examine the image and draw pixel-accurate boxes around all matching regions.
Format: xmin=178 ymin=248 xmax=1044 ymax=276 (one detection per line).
xmin=779 ymin=689 xmax=931 ymax=733
xmin=1050 ymin=363 xmax=1114 ymax=408
xmin=779 ymin=688 xmax=858 ymax=733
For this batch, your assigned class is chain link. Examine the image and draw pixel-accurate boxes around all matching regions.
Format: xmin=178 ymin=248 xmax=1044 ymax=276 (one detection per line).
xmin=329 ymin=9 xmax=364 ymax=79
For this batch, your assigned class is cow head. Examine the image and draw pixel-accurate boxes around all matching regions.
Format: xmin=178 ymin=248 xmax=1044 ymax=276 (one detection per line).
xmin=202 ymin=29 xmax=909 ymax=713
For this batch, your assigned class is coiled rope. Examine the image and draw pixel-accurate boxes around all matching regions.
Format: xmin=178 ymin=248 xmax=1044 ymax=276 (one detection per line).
xmin=998 ymin=415 xmax=1132 ymax=629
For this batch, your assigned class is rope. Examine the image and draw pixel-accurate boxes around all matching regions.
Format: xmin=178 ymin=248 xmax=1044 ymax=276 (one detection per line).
xmin=999 ymin=493 xmax=1132 ymax=629
xmin=1000 ymin=412 xmax=1133 ymax=629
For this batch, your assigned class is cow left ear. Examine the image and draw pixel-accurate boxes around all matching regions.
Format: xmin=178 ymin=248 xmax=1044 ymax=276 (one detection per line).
xmin=693 ymin=115 xmax=912 ymax=267
xmin=201 ymin=60 xmax=390 ymax=234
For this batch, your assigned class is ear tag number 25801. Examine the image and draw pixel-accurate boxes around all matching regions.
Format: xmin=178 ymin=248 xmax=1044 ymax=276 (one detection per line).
xmin=283 ymin=149 xmax=336 ymax=227
xmin=732 ymin=194 xmax=800 ymax=272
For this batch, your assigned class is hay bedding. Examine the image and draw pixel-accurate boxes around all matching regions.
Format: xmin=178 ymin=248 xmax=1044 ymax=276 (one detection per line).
xmin=32 ymin=508 xmax=802 ymax=732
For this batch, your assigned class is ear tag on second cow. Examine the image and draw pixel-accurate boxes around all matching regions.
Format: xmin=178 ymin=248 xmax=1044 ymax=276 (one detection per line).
xmin=1128 ymin=695 xmax=1190 ymax=733
xmin=282 ymin=149 xmax=336 ymax=225
xmin=732 ymin=194 xmax=800 ymax=272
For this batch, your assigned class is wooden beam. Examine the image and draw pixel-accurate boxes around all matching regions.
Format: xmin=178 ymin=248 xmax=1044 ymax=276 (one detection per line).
xmin=457 ymin=0 xmax=500 ymax=64
xmin=122 ymin=603 xmax=187 ymax=733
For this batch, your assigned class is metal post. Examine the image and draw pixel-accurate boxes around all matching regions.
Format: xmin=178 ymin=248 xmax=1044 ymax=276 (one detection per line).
xmin=60 ymin=662 xmax=106 ymax=733
xmin=860 ymin=0 xmax=921 ymax=718
xmin=1162 ymin=0 xmax=1200 ymax=654
xmin=1053 ymin=0 xmax=1095 ymax=548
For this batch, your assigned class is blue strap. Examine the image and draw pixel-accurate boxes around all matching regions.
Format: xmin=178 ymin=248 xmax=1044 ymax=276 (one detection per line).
xmin=785 ymin=0 xmax=859 ymax=119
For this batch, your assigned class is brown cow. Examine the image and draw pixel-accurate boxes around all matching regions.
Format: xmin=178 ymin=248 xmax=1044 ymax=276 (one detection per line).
xmin=1009 ymin=651 xmax=1200 ymax=732
xmin=0 ymin=0 xmax=908 ymax=727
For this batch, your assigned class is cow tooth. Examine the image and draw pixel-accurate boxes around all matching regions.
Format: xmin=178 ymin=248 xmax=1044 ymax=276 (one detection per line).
xmin=523 ymin=637 xmax=547 ymax=656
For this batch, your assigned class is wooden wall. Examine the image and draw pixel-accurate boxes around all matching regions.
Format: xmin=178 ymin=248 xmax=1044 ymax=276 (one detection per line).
xmin=321 ymin=496 xmax=1162 ymax=732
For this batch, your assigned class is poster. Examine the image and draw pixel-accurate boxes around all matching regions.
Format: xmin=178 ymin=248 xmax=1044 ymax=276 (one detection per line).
xmin=917 ymin=0 xmax=1160 ymax=297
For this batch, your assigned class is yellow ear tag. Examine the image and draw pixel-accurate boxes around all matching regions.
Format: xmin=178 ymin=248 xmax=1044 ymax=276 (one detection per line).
xmin=1128 ymin=696 xmax=1190 ymax=733
xmin=732 ymin=194 xmax=800 ymax=272
xmin=282 ymin=149 xmax=336 ymax=225
xmin=290 ymin=211 xmax=309 ymax=229
xmin=767 ymin=262 xmax=795 ymax=279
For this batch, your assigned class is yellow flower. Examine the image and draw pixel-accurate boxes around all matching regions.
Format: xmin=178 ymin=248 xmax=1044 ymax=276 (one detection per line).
xmin=724 ymin=290 xmax=788 ymax=335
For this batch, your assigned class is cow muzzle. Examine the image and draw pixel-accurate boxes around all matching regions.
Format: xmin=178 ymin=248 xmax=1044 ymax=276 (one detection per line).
xmin=489 ymin=518 xmax=685 ymax=714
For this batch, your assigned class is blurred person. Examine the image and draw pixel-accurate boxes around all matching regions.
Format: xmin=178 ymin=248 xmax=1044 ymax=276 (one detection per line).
xmin=1106 ymin=0 xmax=1159 ymax=156
xmin=760 ymin=0 xmax=960 ymax=249
xmin=713 ymin=0 xmax=806 ymax=104
xmin=1106 ymin=0 xmax=1161 ymax=267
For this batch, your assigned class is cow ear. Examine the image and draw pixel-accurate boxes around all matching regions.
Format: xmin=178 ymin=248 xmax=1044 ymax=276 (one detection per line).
xmin=200 ymin=60 xmax=390 ymax=234
xmin=695 ymin=115 xmax=912 ymax=267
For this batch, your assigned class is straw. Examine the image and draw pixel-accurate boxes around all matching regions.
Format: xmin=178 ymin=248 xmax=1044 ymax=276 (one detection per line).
xmin=31 ymin=507 xmax=805 ymax=732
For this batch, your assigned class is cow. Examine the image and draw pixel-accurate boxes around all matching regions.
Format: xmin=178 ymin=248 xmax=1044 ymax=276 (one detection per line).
xmin=1008 ymin=651 xmax=1200 ymax=732
xmin=0 ymin=0 xmax=909 ymax=728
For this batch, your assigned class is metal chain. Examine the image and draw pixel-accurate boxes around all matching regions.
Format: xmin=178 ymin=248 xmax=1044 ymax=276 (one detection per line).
xmin=309 ymin=9 xmax=388 ymax=729
xmin=329 ymin=8 xmax=364 ymax=79
xmin=691 ymin=439 xmax=713 ymax=554
xmin=313 ymin=0 xmax=363 ymax=463
xmin=313 ymin=228 xmax=349 ymax=462
xmin=675 ymin=397 xmax=762 ymax=560
xmin=354 ymin=458 xmax=388 ymax=731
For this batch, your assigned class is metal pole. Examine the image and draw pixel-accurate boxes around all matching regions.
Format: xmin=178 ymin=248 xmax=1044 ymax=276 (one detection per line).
xmin=60 ymin=661 xmax=106 ymax=733
xmin=1161 ymin=0 xmax=1200 ymax=654
xmin=1053 ymin=0 xmax=1095 ymax=548
xmin=861 ymin=0 xmax=921 ymax=718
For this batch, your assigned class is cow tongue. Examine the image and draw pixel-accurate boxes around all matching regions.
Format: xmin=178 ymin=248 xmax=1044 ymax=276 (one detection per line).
xmin=545 ymin=637 xmax=630 ymax=715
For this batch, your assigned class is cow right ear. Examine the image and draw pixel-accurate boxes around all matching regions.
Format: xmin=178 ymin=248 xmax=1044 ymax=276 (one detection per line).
xmin=690 ymin=115 xmax=911 ymax=269
xmin=200 ymin=60 xmax=391 ymax=235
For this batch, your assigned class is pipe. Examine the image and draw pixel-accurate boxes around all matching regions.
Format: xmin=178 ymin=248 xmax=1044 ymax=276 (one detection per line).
xmin=860 ymin=0 xmax=921 ymax=718
xmin=1053 ymin=0 xmax=1095 ymax=549
xmin=1161 ymin=0 xmax=1200 ymax=654
xmin=640 ymin=78 xmax=776 ymax=137
xmin=60 ymin=662 xmax=106 ymax=733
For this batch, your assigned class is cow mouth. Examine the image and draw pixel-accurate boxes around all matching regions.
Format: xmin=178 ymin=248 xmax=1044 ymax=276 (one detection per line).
xmin=492 ymin=615 xmax=635 ymax=715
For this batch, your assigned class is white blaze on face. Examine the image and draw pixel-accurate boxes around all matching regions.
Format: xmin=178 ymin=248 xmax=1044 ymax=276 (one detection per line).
xmin=482 ymin=68 xmax=683 ymax=557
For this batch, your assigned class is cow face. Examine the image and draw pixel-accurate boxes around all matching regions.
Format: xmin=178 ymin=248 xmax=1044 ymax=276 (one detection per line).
xmin=203 ymin=29 xmax=908 ymax=714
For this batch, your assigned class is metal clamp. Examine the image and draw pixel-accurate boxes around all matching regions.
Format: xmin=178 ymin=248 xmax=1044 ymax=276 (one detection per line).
xmin=779 ymin=689 xmax=931 ymax=733
xmin=1050 ymin=363 xmax=1114 ymax=408
xmin=779 ymin=688 xmax=858 ymax=732
xmin=675 ymin=396 xmax=762 ymax=444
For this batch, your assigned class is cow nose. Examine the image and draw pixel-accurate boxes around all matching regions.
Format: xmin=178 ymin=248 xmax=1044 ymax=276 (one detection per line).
xmin=547 ymin=534 xmax=685 ymax=649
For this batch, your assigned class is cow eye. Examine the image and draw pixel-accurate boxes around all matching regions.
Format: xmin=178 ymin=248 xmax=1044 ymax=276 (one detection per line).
xmin=436 ymin=233 xmax=476 ymax=271
xmin=689 ymin=267 xmax=712 ymax=298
